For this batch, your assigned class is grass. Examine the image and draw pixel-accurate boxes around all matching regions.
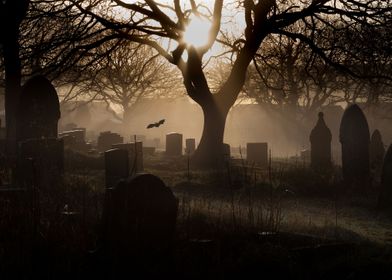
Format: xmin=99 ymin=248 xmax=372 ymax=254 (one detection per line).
xmin=0 ymin=151 xmax=391 ymax=278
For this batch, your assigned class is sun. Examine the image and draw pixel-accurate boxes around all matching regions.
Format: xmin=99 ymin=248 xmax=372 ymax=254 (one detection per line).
xmin=183 ymin=15 xmax=211 ymax=48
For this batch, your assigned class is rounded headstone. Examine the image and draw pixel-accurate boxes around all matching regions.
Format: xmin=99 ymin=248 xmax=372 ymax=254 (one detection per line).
xmin=18 ymin=75 xmax=60 ymax=140
xmin=339 ymin=104 xmax=370 ymax=187
xmin=103 ymin=174 xmax=178 ymax=272
xmin=310 ymin=112 xmax=332 ymax=171
xmin=104 ymin=148 xmax=129 ymax=189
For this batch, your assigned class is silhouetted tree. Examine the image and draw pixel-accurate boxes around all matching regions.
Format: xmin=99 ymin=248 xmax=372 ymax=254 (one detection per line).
xmin=66 ymin=0 xmax=391 ymax=167
xmin=68 ymin=41 xmax=180 ymax=127
xmin=0 ymin=0 xmax=29 ymax=144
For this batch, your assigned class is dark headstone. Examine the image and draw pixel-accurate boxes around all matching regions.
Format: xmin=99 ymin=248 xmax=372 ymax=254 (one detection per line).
xmin=59 ymin=128 xmax=88 ymax=151
xmin=370 ymin=129 xmax=385 ymax=172
xmin=18 ymin=76 xmax=60 ymax=141
xmin=310 ymin=112 xmax=332 ymax=171
xmin=246 ymin=142 xmax=268 ymax=166
xmin=339 ymin=104 xmax=370 ymax=187
xmin=112 ymin=142 xmax=143 ymax=173
xmin=166 ymin=133 xmax=182 ymax=156
xmin=378 ymin=145 xmax=392 ymax=210
xmin=185 ymin=138 xmax=196 ymax=155
xmin=97 ymin=131 xmax=123 ymax=152
xmin=18 ymin=138 xmax=64 ymax=190
xmin=102 ymin=174 xmax=178 ymax=275
xmin=104 ymin=148 xmax=129 ymax=189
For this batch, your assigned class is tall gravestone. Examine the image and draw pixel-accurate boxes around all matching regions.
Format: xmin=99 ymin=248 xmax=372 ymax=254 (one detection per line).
xmin=378 ymin=145 xmax=392 ymax=210
xmin=18 ymin=138 xmax=64 ymax=191
xmin=102 ymin=174 xmax=178 ymax=276
xmin=18 ymin=75 xmax=61 ymax=141
xmin=246 ymin=142 xmax=268 ymax=166
xmin=185 ymin=138 xmax=196 ymax=155
xmin=112 ymin=142 xmax=143 ymax=173
xmin=310 ymin=112 xmax=332 ymax=171
xmin=104 ymin=148 xmax=129 ymax=189
xmin=16 ymin=76 xmax=63 ymax=190
xmin=339 ymin=104 xmax=370 ymax=187
xmin=370 ymin=129 xmax=385 ymax=172
xmin=166 ymin=133 xmax=183 ymax=156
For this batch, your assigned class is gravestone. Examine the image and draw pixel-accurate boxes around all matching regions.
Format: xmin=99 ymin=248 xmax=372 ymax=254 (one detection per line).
xmin=339 ymin=104 xmax=370 ymax=187
xmin=378 ymin=145 xmax=392 ymax=210
xmin=112 ymin=142 xmax=143 ymax=173
xmin=185 ymin=138 xmax=196 ymax=155
xmin=102 ymin=174 xmax=178 ymax=276
xmin=104 ymin=148 xmax=129 ymax=189
xmin=18 ymin=75 xmax=60 ymax=141
xmin=370 ymin=129 xmax=385 ymax=172
xmin=97 ymin=131 xmax=123 ymax=152
xmin=18 ymin=138 xmax=64 ymax=190
xmin=166 ymin=133 xmax=182 ymax=156
xmin=310 ymin=112 xmax=332 ymax=171
xmin=246 ymin=142 xmax=268 ymax=166
xmin=59 ymin=128 xmax=87 ymax=151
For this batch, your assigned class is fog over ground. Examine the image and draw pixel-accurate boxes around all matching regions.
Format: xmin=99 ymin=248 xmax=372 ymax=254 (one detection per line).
xmin=59 ymin=97 xmax=392 ymax=163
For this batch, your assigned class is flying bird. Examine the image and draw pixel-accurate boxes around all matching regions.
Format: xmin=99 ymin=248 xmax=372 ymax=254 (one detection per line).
xmin=147 ymin=119 xmax=165 ymax=129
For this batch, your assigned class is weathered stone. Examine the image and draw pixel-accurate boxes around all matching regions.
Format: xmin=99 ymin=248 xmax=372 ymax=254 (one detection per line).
xmin=18 ymin=76 xmax=60 ymax=141
xmin=246 ymin=142 xmax=268 ymax=166
xmin=310 ymin=112 xmax=332 ymax=171
xmin=18 ymin=138 xmax=64 ymax=190
xmin=59 ymin=128 xmax=88 ymax=151
xmin=112 ymin=142 xmax=143 ymax=173
xmin=185 ymin=138 xmax=196 ymax=155
xmin=166 ymin=133 xmax=183 ymax=156
xmin=104 ymin=148 xmax=129 ymax=189
xmin=339 ymin=104 xmax=370 ymax=187
xmin=102 ymin=174 xmax=178 ymax=275
xmin=97 ymin=131 xmax=123 ymax=152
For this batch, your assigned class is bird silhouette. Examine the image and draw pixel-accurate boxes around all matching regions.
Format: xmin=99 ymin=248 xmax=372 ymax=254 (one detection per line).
xmin=147 ymin=119 xmax=165 ymax=129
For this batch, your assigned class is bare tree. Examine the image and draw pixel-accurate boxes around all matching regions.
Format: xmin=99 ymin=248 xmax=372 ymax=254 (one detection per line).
xmin=0 ymin=0 xmax=29 ymax=143
xmin=63 ymin=40 xmax=180 ymax=127
xmin=5 ymin=0 xmax=389 ymax=166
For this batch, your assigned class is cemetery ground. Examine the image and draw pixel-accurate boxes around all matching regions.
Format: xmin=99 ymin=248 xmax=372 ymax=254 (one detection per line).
xmin=1 ymin=151 xmax=392 ymax=279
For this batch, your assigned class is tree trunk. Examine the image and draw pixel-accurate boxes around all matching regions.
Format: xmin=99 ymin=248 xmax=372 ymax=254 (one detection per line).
xmin=192 ymin=100 xmax=229 ymax=168
xmin=3 ymin=28 xmax=22 ymax=152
